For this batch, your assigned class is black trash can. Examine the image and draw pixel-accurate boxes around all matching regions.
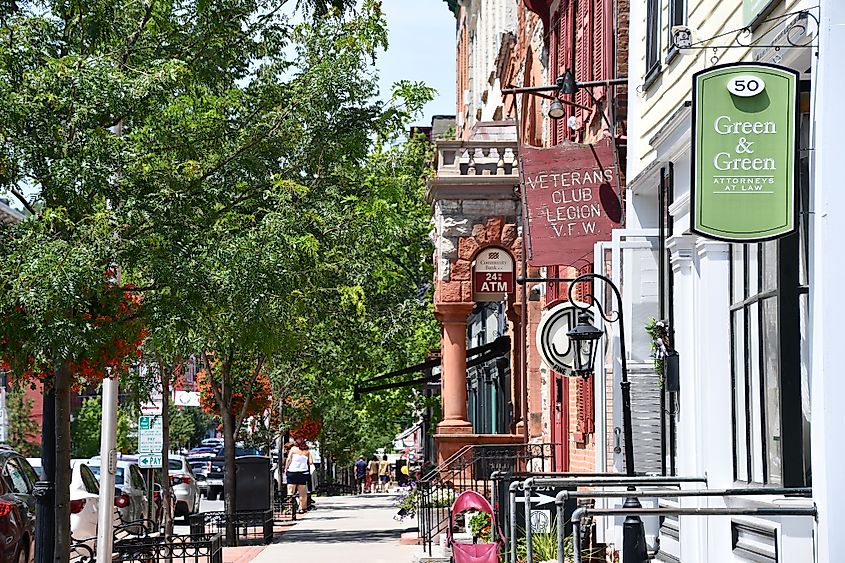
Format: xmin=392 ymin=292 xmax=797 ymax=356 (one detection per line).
xmin=233 ymin=456 xmax=272 ymax=511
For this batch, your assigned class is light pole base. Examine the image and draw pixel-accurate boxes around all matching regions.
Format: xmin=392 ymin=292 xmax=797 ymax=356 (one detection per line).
xmin=622 ymin=497 xmax=648 ymax=563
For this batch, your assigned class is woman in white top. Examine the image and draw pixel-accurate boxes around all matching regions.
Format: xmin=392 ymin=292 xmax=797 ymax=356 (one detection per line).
xmin=284 ymin=440 xmax=312 ymax=513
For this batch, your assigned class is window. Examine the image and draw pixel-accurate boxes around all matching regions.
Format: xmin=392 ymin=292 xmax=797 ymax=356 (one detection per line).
xmin=730 ymin=109 xmax=811 ymax=487
xmin=80 ymin=465 xmax=100 ymax=495
xmin=645 ymin=0 xmax=661 ymax=84
xmin=4 ymin=459 xmax=32 ymax=494
xmin=667 ymin=0 xmax=687 ymax=59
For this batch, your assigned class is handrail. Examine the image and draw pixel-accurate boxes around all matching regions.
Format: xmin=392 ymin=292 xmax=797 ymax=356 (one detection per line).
xmin=515 ymin=476 xmax=706 ymax=563
xmin=569 ymin=504 xmax=817 ymax=563
xmin=417 ymin=443 xmax=559 ymax=556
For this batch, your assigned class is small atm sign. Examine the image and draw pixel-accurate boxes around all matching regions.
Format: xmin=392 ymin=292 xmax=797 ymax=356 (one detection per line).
xmin=473 ymin=248 xmax=515 ymax=301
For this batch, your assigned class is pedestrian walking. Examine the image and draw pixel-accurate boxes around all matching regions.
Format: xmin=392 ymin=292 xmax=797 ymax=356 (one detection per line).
xmin=367 ymin=455 xmax=379 ymax=493
xmin=286 ymin=439 xmax=313 ymax=513
xmin=378 ymin=455 xmax=390 ymax=493
xmin=354 ymin=455 xmax=368 ymax=495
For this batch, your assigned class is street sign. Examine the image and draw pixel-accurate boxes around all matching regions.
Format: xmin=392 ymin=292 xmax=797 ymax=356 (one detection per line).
xmin=138 ymin=454 xmax=163 ymax=469
xmin=515 ymin=485 xmax=575 ymax=535
xmin=138 ymin=415 xmax=163 ymax=468
xmin=536 ymin=302 xmax=594 ymax=376
xmin=140 ymin=401 xmax=163 ymax=415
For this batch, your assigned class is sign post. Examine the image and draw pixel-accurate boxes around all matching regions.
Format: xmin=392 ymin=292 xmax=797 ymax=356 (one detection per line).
xmin=692 ymin=62 xmax=798 ymax=242
xmin=138 ymin=415 xmax=164 ymax=469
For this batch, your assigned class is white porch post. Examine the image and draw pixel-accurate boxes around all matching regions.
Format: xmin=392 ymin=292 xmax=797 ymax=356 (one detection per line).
xmin=811 ymin=1 xmax=845 ymax=561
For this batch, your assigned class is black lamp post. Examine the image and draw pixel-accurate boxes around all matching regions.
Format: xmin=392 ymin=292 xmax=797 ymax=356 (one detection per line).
xmin=565 ymin=273 xmax=648 ymax=563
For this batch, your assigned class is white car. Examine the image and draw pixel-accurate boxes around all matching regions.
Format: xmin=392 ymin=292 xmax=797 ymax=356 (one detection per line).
xmin=28 ymin=459 xmax=121 ymax=557
xmin=87 ymin=459 xmax=149 ymax=529
xmin=167 ymin=456 xmax=200 ymax=519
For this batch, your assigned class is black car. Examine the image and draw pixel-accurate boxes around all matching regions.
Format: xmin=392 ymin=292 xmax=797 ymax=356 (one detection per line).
xmin=0 ymin=447 xmax=38 ymax=563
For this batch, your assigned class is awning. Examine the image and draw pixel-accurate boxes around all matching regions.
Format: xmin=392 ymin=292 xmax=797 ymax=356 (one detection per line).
xmin=353 ymin=335 xmax=511 ymax=398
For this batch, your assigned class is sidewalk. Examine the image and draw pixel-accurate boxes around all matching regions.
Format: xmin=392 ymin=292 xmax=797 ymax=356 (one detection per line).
xmin=251 ymin=494 xmax=419 ymax=563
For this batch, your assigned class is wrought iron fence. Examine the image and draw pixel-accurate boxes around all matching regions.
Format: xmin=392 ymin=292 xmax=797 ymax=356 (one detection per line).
xmin=416 ymin=443 xmax=559 ymax=555
xmin=273 ymin=494 xmax=298 ymax=522
xmin=114 ymin=533 xmax=224 ymax=563
xmin=189 ymin=510 xmax=273 ymax=546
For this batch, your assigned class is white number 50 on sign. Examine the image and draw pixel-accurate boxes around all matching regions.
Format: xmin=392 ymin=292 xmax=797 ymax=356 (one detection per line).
xmin=727 ymin=75 xmax=766 ymax=97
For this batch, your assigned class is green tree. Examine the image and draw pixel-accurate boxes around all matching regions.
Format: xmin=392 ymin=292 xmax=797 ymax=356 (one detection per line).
xmin=168 ymin=404 xmax=198 ymax=451
xmin=71 ymin=397 xmax=134 ymax=458
xmin=6 ymin=385 xmax=40 ymax=457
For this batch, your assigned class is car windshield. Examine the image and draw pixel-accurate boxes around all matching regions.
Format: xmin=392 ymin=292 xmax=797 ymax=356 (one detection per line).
xmin=168 ymin=460 xmax=182 ymax=470
xmin=88 ymin=465 xmax=125 ymax=485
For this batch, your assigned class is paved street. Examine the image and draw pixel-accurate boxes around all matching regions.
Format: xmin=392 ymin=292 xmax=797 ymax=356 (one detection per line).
xmin=251 ymin=494 xmax=418 ymax=563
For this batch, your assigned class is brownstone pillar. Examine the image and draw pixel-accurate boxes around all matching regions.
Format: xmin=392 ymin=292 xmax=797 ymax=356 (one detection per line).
xmin=435 ymin=303 xmax=474 ymax=433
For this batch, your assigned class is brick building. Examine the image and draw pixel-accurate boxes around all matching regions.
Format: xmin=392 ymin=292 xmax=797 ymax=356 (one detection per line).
xmin=428 ymin=0 xmax=635 ymax=479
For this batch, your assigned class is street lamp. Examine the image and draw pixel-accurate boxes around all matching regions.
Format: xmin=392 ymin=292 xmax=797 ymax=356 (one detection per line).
xmin=565 ymin=273 xmax=648 ymax=563
xmin=566 ymin=314 xmax=603 ymax=376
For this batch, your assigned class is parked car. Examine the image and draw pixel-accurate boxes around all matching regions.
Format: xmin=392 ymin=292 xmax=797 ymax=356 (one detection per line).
xmin=187 ymin=453 xmax=216 ymax=498
xmin=67 ymin=461 xmax=123 ymax=554
xmin=167 ymin=456 xmax=200 ymax=519
xmin=205 ymin=446 xmax=259 ymax=501
xmin=87 ymin=459 xmax=149 ymax=528
xmin=200 ymin=438 xmax=224 ymax=448
xmin=0 ymin=447 xmax=38 ymax=563
xmin=151 ymin=483 xmax=176 ymax=528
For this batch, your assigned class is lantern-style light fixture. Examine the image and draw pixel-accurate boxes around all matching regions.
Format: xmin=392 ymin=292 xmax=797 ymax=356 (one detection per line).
xmin=566 ymin=314 xmax=603 ymax=376
xmin=548 ymin=98 xmax=565 ymax=119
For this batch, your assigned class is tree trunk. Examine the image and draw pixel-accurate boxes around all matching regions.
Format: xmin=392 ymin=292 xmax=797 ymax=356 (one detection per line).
xmin=53 ymin=364 xmax=72 ymax=563
xmin=221 ymin=407 xmax=237 ymax=546
xmin=160 ymin=364 xmax=173 ymax=537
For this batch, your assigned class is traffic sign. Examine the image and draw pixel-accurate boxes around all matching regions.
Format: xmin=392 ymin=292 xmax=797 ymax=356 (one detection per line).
xmin=138 ymin=415 xmax=163 ymax=457
xmin=138 ymin=454 xmax=163 ymax=469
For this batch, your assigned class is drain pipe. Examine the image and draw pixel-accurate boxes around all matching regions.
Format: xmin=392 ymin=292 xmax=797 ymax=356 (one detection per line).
xmin=571 ymin=505 xmax=817 ymax=563
xmin=509 ymin=481 xmax=522 ymax=563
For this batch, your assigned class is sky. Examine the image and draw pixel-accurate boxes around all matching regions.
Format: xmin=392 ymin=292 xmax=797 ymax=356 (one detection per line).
xmin=376 ymin=0 xmax=457 ymax=127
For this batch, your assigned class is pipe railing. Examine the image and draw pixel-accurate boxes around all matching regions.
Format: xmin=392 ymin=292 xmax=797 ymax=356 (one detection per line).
xmin=569 ymin=502 xmax=817 ymax=563
xmin=511 ymin=475 xmax=708 ymax=563
xmin=552 ymin=488 xmax=812 ymax=563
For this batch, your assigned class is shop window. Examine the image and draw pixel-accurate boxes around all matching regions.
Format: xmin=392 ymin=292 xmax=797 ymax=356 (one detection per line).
xmin=729 ymin=112 xmax=811 ymax=487
xmin=645 ymin=0 xmax=661 ymax=87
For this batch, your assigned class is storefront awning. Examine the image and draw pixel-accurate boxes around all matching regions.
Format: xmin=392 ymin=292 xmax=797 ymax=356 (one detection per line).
xmin=353 ymin=335 xmax=510 ymax=398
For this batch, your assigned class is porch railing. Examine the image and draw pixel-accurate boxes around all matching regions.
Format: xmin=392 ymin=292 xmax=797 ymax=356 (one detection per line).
xmin=416 ymin=443 xmax=558 ymax=555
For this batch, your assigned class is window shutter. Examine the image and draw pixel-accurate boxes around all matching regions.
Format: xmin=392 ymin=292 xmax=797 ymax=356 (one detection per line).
xmin=593 ymin=0 xmax=607 ymax=80
xmin=629 ymin=366 xmax=663 ymax=474
xmin=576 ymin=375 xmax=594 ymax=436
xmin=574 ymin=0 xmax=592 ymax=111
xmin=555 ymin=7 xmax=571 ymax=143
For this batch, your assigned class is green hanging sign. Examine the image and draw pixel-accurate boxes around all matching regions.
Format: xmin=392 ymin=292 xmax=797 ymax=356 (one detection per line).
xmin=691 ymin=63 xmax=798 ymax=242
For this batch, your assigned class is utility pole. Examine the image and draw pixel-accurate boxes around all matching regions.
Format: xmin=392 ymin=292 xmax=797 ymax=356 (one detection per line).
xmin=96 ymin=141 xmax=123 ymax=561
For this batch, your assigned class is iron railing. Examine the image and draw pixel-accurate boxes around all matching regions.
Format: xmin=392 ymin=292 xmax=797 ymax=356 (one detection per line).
xmin=416 ymin=443 xmax=559 ymax=555
xmin=189 ymin=509 xmax=273 ymax=546
xmin=114 ymin=533 xmax=224 ymax=563
xmin=273 ymin=494 xmax=298 ymax=522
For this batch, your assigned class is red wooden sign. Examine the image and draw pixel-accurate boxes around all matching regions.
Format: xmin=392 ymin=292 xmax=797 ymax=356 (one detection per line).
xmin=520 ymin=139 xmax=623 ymax=267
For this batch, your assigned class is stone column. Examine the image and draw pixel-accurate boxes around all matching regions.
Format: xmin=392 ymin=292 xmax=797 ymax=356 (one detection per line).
xmin=435 ymin=303 xmax=474 ymax=432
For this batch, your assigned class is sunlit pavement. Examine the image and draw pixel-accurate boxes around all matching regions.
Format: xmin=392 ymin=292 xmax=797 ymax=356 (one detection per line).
xmin=248 ymin=494 xmax=418 ymax=563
